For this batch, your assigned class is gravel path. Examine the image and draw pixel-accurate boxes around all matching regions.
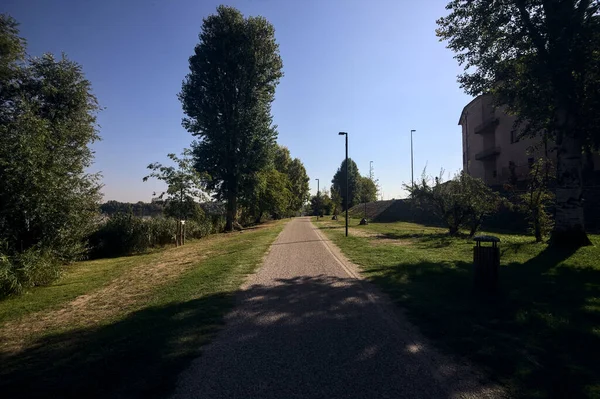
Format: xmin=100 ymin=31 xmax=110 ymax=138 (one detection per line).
xmin=172 ymin=217 xmax=506 ymax=399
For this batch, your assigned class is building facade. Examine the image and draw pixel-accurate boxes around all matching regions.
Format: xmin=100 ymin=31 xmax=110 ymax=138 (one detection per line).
xmin=459 ymin=94 xmax=599 ymax=186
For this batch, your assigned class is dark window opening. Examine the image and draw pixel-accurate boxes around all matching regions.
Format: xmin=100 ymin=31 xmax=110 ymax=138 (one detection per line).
xmin=528 ymin=157 xmax=534 ymax=168
xmin=492 ymin=170 xmax=497 ymax=178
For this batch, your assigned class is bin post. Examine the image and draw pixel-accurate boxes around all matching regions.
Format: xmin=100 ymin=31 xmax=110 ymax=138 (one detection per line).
xmin=473 ymin=235 xmax=500 ymax=293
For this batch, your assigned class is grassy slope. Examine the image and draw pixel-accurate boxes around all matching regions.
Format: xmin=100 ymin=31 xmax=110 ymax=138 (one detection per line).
xmin=0 ymin=251 xmax=164 ymax=324
xmin=316 ymin=217 xmax=600 ymax=398
xmin=0 ymin=221 xmax=286 ymax=399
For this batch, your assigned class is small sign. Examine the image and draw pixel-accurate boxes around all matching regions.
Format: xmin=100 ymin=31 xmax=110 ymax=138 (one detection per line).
xmin=180 ymin=220 xmax=186 ymax=225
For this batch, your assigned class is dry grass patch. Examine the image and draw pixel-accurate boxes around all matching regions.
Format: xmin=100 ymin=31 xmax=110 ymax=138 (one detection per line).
xmin=0 ymin=231 xmax=243 ymax=354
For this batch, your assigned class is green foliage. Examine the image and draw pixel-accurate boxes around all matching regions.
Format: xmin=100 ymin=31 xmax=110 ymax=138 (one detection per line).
xmin=287 ymin=157 xmax=310 ymax=214
xmin=357 ymin=176 xmax=378 ymax=204
xmin=330 ymin=187 xmax=343 ymax=215
xmin=309 ymin=193 xmax=333 ymax=216
xmin=240 ymin=144 xmax=309 ymax=222
xmin=89 ymin=214 xmax=217 ymax=259
xmin=0 ymin=15 xmax=101 ymax=294
xmin=436 ymin=1 xmax=599 ymax=246
xmin=331 ymin=158 xmax=361 ymax=211
xmin=144 ymin=149 xmax=207 ymax=221
xmin=518 ymin=158 xmax=555 ymax=242
xmin=179 ymin=6 xmax=284 ymax=231
xmin=0 ymin=244 xmax=61 ymax=297
xmin=406 ymin=170 xmax=501 ymax=236
xmin=457 ymin=171 xmax=504 ymax=236
xmin=100 ymin=201 xmax=165 ymax=217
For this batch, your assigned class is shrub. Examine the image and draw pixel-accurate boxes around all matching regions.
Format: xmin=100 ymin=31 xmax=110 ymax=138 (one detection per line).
xmin=89 ymin=214 xmax=151 ymax=258
xmin=406 ymin=170 xmax=501 ymax=236
xmin=0 ymin=245 xmax=61 ymax=297
xmin=89 ymin=214 xmax=222 ymax=259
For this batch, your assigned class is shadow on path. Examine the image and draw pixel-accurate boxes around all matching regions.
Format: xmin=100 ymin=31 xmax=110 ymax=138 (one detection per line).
xmin=1 ymin=274 xmax=498 ymax=399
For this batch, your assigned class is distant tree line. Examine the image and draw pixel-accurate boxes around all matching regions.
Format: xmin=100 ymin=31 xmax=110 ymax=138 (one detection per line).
xmin=100 ymin=201 xmax=165 ymax=218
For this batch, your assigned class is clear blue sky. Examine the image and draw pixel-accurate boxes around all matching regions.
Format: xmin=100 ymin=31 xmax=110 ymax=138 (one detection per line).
xmin=4 ymin=0 xmax=470 ymax=202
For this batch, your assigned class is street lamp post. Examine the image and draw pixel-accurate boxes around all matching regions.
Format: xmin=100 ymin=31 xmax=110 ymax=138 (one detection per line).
xmin=315 ymin=178 xmax=320 ymax=220
xmin=338 ymin=132 xmax=348 ymax=237
xmin=411 ymin=129 xmax=416 ymax=188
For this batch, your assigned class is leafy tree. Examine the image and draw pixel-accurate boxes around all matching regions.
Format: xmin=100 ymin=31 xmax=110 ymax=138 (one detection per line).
xmin=458 ymin=172 xmax=503 ymax=237
xmin=330 ymin=186 xmax=343 ymax=216
xmin=406 ymin=170 xmax=501 ymax=236
xmin=357 ymin=176 xmax=378 ymax=204
xmin=331 ymin=158 xmax=361 ymax=211
xmin=310 ymin=193 xmax=333 ymax=216
xmin=287 ymin=158 xmax=310 ymax=215
xmin=255 ymin=168 xmax=293 ymax=221
xmin=241 ymin=144 xmax=308 ymax=222
xmin=273 ymin=145 xmax=292 ymax=175
xmin=518 ymin=158 xmax=555 ymax=242
xmin=143 ymin=149 xmax=207 ymax=222
xmin=0 ymin=15 xmax=101 ymax=294
xmin=406 ymin=172 xmax=466 ymax=236
xmin=179 ymin=6 xmax=283 ymax=231
xmin=436 ymin=0 xmax=599 ymax=247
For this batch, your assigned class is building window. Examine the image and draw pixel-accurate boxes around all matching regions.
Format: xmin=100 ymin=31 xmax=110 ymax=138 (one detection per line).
xmin=463 ymin=152 xmax=466 ymax=165
xmin=528 ymin=157 xmax=535 ymax=168
xmin=493 ymin=170 xmax=497 ymax=178
xmin=511 ymin=129 xmax=517 ymax=143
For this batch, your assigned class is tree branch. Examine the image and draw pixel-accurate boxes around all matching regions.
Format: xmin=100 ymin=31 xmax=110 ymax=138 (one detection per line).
xmin=515 ymin=0 xmax=550 ymax=61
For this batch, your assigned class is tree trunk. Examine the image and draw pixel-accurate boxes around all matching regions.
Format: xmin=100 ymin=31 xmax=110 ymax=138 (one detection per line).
xmin=254 ymin=210 xmax=263 ymax=225
xmin=469 ymin=224 xmax=478 ymax=238
xmin=550 ymin=118 xmax=592 ymax=248
xmin=225 ymin=191 xmax=237 ymax=232
xmin=449 ymin=224 xmax=459 ymax=236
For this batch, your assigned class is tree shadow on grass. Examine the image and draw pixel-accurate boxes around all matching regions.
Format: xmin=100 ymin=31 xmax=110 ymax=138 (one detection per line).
xmin=0 ymin=275 xmax=498 ymax=399
xmin=371 ymin=232 xmax=457 ymax=249
xmin=363 ymin=246 xmax=600 ymax=398
xmin=0 ymin=292 xmax=234 ymax=399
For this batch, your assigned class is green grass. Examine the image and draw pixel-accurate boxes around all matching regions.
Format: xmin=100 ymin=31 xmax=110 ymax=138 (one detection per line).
xmin=317 ymin=217 xmax=600 ymax=398
xmin=0 ymin=221 xmax=285 ymax=399
xmin=0 ymin=251 xmax=164 ymax=324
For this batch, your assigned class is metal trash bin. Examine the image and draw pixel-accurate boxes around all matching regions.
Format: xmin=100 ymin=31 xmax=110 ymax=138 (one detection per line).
xmin=473 ymin=235 xmax=500 ymax=293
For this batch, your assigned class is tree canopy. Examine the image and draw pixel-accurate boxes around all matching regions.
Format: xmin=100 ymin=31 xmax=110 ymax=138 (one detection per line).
xmin=143 ymin=149 xmax=207 ymax=221
xmin=179 ymin=6 xmax=283 ymax=231
xmin=0 ymin=14 xmax=101 ymax=294
xmin=240 ymin=144 xmax=310 ymax=222
xmin=436 ymin=0 xmax=600 ymax=247
xmin=331 ymin=158 xmax=361 ymax=211
xmin=406 ymin=170 xmax=501 ymax=236
xmin=358 ymin=176 xmax=378 ymax=204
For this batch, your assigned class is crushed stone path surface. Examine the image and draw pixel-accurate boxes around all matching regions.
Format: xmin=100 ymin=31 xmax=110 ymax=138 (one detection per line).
xmin=172 ymin=217 xmax=507 ymax=399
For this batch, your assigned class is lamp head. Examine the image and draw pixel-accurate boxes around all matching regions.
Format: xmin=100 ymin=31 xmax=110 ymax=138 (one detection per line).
xmin=411 ymin=129 xmax=416 ymax=133
xmin=338 ymin=132 xmax=347 ymax=136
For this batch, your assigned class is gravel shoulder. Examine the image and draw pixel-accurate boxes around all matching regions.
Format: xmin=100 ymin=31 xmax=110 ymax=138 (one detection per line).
xmin=172 ymin=217 xmax=507 ymax=399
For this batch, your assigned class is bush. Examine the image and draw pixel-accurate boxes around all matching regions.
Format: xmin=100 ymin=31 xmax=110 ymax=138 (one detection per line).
xmin=0 ymin=246 xmax=61 ymax=297
xmin=89 ymin=214 xmax=152 ymax=258
xmin=406 ymin=170 xmax=502 ymax=236
xmin=89 ymin=214 xmax=223 ymax=259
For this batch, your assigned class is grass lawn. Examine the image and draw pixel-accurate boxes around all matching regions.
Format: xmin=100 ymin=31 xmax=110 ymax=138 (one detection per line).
xmin=0 ymin=220 xmax=286 ymax=399
xmin=315 ymin=217 xmax=600 ymax=398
